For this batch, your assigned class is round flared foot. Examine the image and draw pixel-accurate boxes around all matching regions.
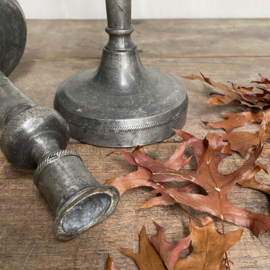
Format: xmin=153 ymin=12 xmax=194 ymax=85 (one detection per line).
xmin=54 ymin=67 xmax=188 ymax=147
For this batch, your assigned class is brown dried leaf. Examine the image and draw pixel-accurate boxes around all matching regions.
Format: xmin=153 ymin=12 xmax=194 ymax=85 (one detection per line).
xmin=259 ymin=110 xmax=270 ymax=143
xmin=164 ymin=142 xmax=191 ymax=171
xmin=239 ymin=176 xmax=270 ymax=195
xmin=238 ymin=163 xmax=270 ymax=194
xmin=106 ymin=256 xmax=119 ymax=270
xmin=104 ymin=167 xmax=156 ymax=196
xmin=183 ymin=74 xmax=204 ymax=81
xmin=105 ymin=143 xmax=191 ymax=196
xmin=139 ymin=184 xmax=196 ymax=209
xmin=221 ymin=132 xmax=260 ymax=157
xmin=141 ymin=131 xmax=270 ymax=237
xmin=184 ymin=73 xmax=238 ymax=105
xmin=251 ymin=74 xmax=270 ymax=90
xmin=150 ymin=221 xmax=191 ymax=270
xmin=185 ymin=73 xmax=270 ymax=109
xmin=120 ymin=226 xmax=166 ymax=270
xmin=108 ymin=130 xmax=270 ymax=237
xmin=150 ymin=217 xmax=242 ymax=270
xmin=203 ymin=110 xmax=264 ymax=133
xmin=174 ymin=217 xmax=243 ymax=270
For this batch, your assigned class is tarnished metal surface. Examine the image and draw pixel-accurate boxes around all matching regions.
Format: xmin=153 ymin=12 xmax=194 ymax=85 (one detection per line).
xmin=0 ymin=1 xmax=120 ymax=241
xmin=0 ymin=0 xmax=26 ymax=76
xmin=54 ymin=0 xmax=188 ymax=147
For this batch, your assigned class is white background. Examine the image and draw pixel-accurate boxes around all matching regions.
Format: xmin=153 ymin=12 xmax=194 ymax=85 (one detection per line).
xmin=18 ymin=0 xmax=270 ymax=19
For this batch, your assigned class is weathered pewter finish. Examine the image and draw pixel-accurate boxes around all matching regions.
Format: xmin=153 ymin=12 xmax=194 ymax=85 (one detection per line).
xmin=54 ymin=0 xmax=188 ymax=147
xmin=0 ymin=1 xmax=120 ymax=241
xmin=0 ymin=0 xmax=26 ymax=76
xmin=0 ymin=75 xmax=120 ymax=241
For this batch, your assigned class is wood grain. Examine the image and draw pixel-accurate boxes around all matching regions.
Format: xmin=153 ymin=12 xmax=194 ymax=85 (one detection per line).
xmin=24 ymin=19 xmax=270 ymax=59
xmin=1 ymin=19 xmax=270 ymax=270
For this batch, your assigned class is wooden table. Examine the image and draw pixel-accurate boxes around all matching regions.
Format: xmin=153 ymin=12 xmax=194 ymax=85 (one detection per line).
xmin=1 ymin=19 xmax=270 ymax=270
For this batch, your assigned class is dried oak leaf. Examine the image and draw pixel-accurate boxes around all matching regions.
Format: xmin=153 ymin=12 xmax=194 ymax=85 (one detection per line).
xmin=105 ymin=166 xmax=155 ymax=196
xmin=184 ymin=73 xmax=238 ymax=105
xmin=120 ymin=226 xmax=167 ymax=270
xmin=106 ymin=129 xmax=270 ymax=236
xmin=106 ymin=256 xmax=119 ymax=270
xmin=251 ymin=74 xmax=270 ymax=90
xmin=185 ymin=73 xmax=270 ymax=109
xmin=220 ymin=131 xmax=260 ymax=158
xmin=105 ymin=142 xmax=191 ymax=196
xmin=203 ymin=110 xmax=266 ymax=133
xmin=146 ymin=130 xmax=270 ymax=237
xmin=231 ymin=82 xmax=270 ymax=109
xmin=120 ymin=130 xmax=270 ymax=237
xmin=237 ymin=163 xmax=270 ymax=194
xmin=259 ymin=109 xmax=270 ymax=143
xmin=150 ymin=217 xmax=242 ymax=270
xmin=139 ymin=184 xmax=196 ymax=209
xmin=149 ymin=221 xmax=191 ymax=270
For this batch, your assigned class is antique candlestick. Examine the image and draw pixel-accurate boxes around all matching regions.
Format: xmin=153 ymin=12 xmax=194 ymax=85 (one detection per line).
xmin=54 ymin=0 xmax=188 ymax=147
xmin=0 ymin=0 xmax=120 ymax=241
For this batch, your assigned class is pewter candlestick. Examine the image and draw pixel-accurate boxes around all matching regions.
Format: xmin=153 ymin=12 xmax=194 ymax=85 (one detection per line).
xmin=54 ymin=0 xmax=188 ymax=147
xmin=0 ymin=0 xmax=120 ymax=241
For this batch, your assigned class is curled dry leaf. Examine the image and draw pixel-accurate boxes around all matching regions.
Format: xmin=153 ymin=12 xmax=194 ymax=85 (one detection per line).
xmin=150 ymin=221 xmax=191 ymax=270
xmin=164 ymin=142 xmax=192 ymax=170
xmin=184 ymin=73 xmax=270 ymax=109
xmin=106 ymin=256 xmax=119 ymax=270
xmin=259 ymin=109 xmax=270 ymax=143
xmin=238 ymin=163 xmax=270 ymax=195
xmin=110 ymin=129 xmax=270 ymax=237
xmin=239 ymin=176 xmax=270 ymax=195
xmin=105 ymin=142 xmax=191 ymax=196
xmin=220 ymin=131 xmax=260 ymax=158
xmin=251 ymin=74 xmax=270 ymax=90
xmin=120 ymin=226 xmax=166 ymax=270
xmin=175 ymin=217 xmax=242 ymax=270
xmin=150 ymin=217 xmax=242 ymax=270
xmin=184 ymin=73 xmax=238 ymax=105
xmin=105 ymin=166 xmax=155 ymax=196
xmin=139 ymin=184 xmax=196 ymax=209
xmin=203 ymin=110 xmax=265 ymax=133
xmin=148 ymin=130 xmax=270 ymax=237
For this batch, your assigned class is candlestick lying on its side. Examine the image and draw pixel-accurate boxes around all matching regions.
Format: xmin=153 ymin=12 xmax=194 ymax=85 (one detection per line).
xmin=0 ymin=0 xmax=120 ymax=241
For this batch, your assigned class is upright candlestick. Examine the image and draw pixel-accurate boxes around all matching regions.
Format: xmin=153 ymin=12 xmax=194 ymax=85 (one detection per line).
xmin=54 ymin=0 xmax=188 ymax=147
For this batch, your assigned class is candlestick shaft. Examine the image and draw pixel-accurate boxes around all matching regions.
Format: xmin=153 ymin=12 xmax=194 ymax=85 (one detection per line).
xmin=106 ymin=0 xmax=132 ymax=29
xmin=0 ymin=71 xmax=36 ymax=129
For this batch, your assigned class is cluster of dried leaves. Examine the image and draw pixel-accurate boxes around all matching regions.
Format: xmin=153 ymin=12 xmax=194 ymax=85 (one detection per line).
xmin=107 ymin=217 xmax=242 ymax=270
xmin=105 ymin=74 xmax=270 ymax=270
xmin=184 ymin=73 xmax=270 ymax=109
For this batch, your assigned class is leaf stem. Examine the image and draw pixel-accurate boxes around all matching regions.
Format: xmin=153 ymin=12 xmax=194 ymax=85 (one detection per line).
xmin=222 ymin=219 xmax=231 ymax=270
xmin=177 ymin=203 xmax=201 ymax=223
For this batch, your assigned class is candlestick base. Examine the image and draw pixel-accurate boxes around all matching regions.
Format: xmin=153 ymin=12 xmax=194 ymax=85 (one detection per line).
xmin=55 ymin=51 xmax=188 ymax=147
xmin=54 ymin=3 xmax=188 ymax=147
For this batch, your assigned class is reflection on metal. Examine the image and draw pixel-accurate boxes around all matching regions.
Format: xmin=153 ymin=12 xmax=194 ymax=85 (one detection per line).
xmin=54 ymin=0 xmax=188 ymax=147
xmin=0 ymin=0 xmax=120 ymax=241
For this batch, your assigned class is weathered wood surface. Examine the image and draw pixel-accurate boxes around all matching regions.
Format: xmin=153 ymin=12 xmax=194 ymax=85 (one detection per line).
xmin=24 ymin=19 xmax=270 ymax=59
xmin=1 ymin=19 xmax=270 ymax=270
